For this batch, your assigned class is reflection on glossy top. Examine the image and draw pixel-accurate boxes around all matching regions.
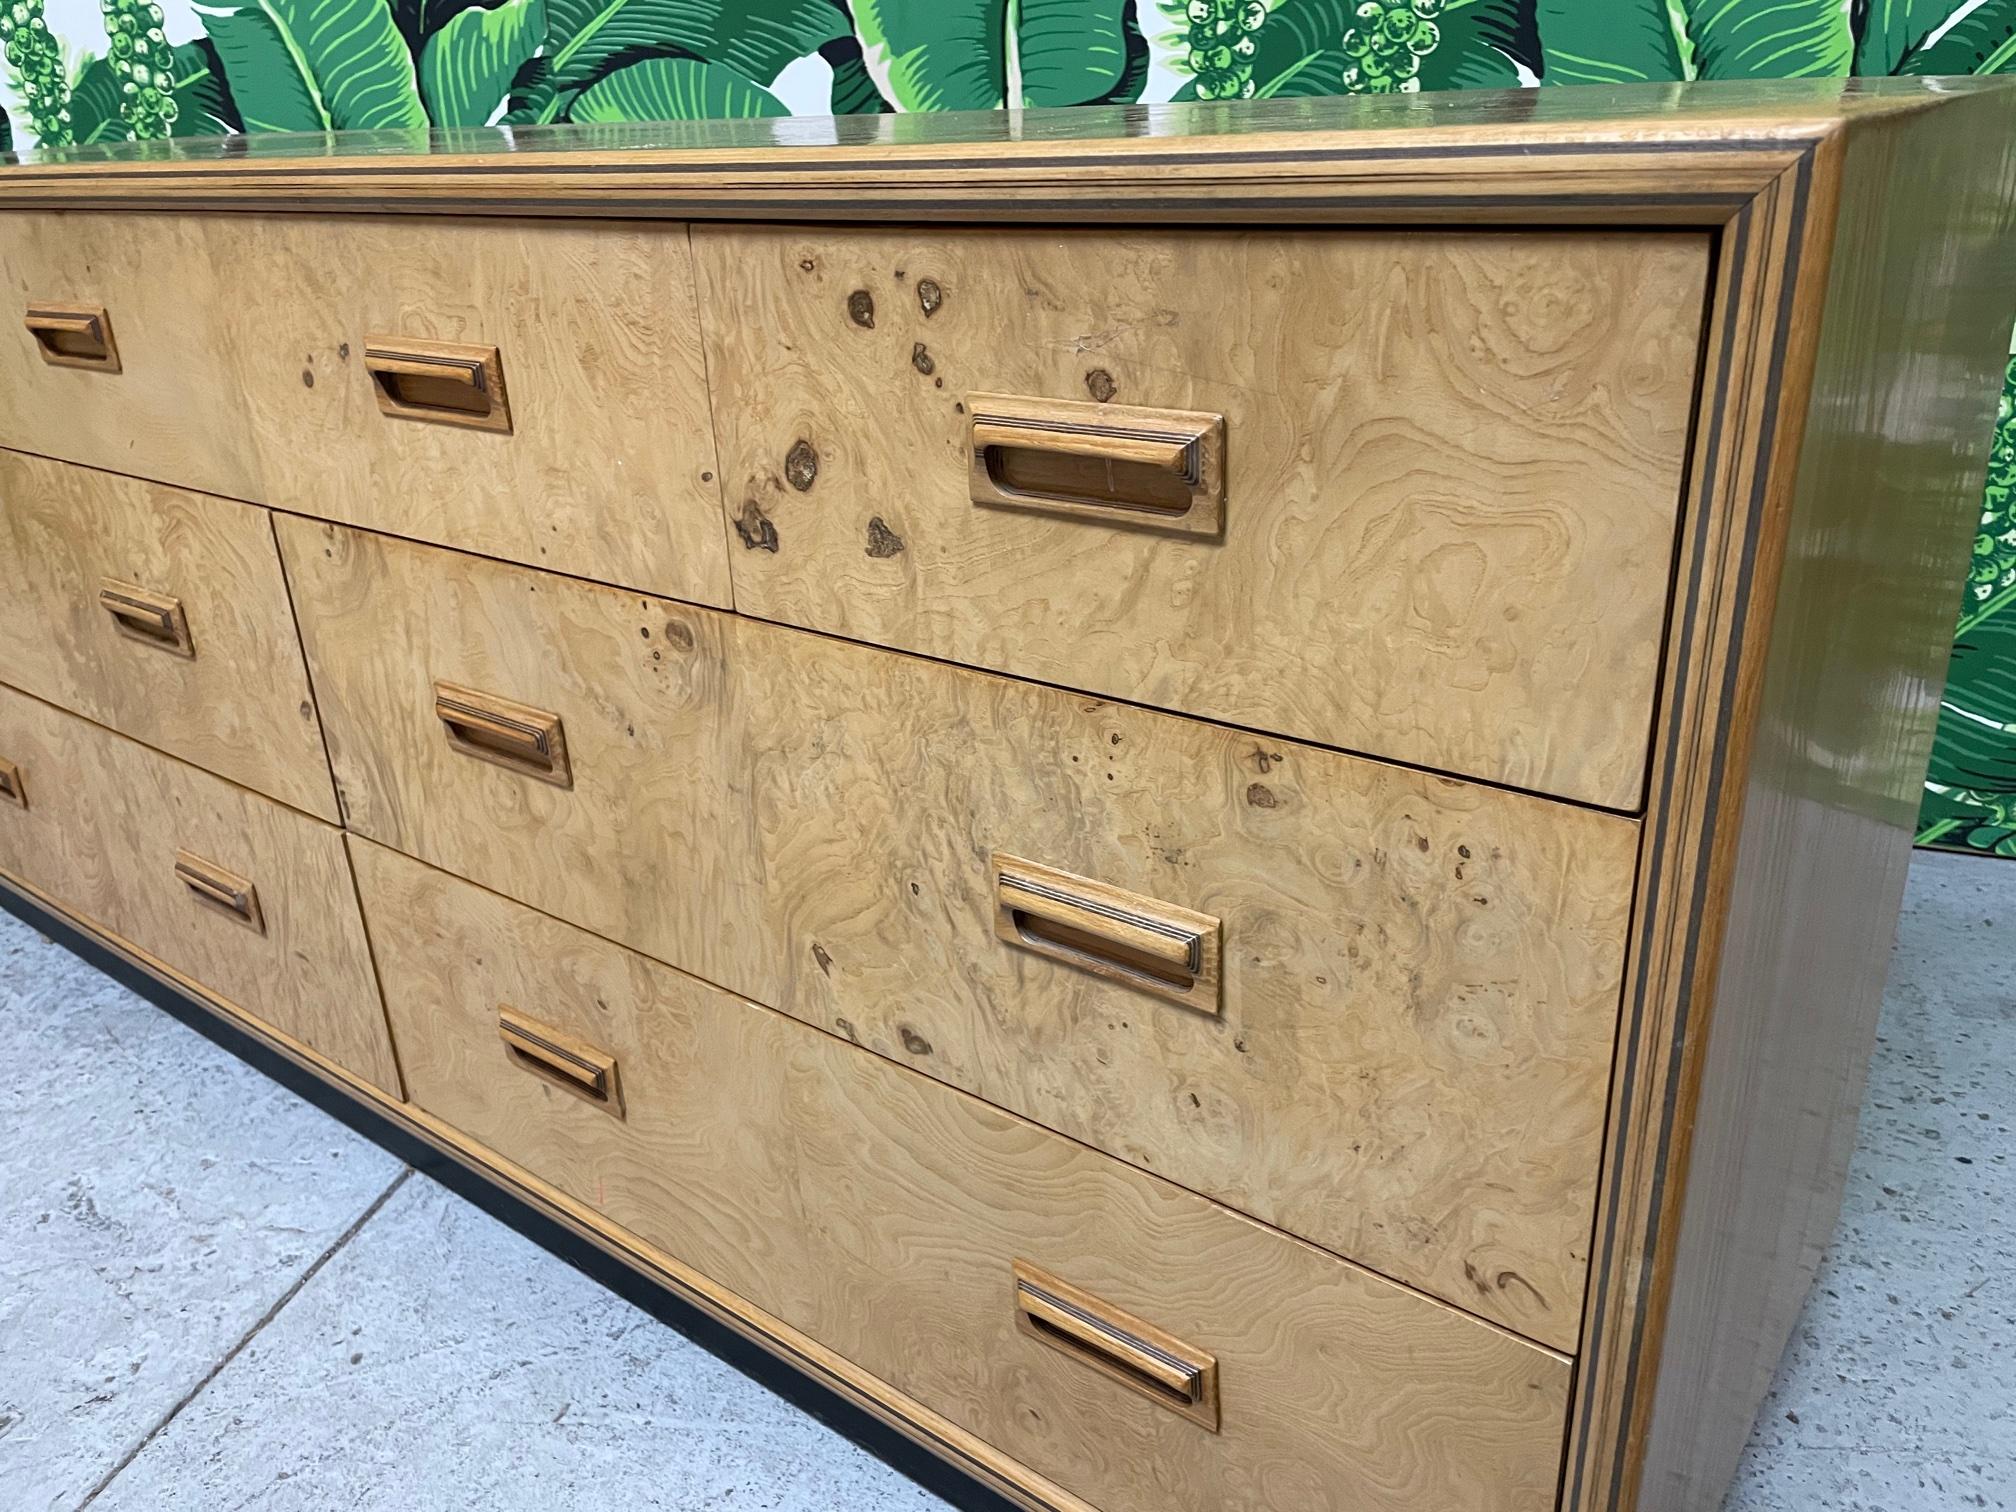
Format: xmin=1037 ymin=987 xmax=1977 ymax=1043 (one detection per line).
xmin=0 ymin=76 xmax=2005 ymax=171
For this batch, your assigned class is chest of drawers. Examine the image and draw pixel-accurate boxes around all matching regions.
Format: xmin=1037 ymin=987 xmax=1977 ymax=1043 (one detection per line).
xmin=0 ymin=80 xmax=2011 ymax=1512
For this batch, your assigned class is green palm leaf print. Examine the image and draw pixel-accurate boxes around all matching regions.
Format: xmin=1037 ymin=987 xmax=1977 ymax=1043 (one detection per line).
xmin=1417 ymin=0 xmax=1543 ymax=90
xmin=851 ymin=0 xmax=1135 ymax=109
xmin=850 ymin=0 xmax=1007 ymax=108
xmin=506 ymin=0 xmax=844 ymax=124
xmin=1895 ymin=0 xmax=2016 ymax=74
xmin=171 ymin=38 xmax=245 ymax=135
xmin=67 ymin=55 xmax=132 ymax=141
xmin=569 ymin=53 xmax=788 ymax=117
xmin=1538 ymin=0 xmax=1689 ymax=83
xmin=202 ymin=7 xmax=326 ymax=128
xmin=1021 ymin=0 xmax=1133 ymax=103
xmin=201 ymin=0 xmax=428 ymax=130
xmin=419 ymin=0 xmax=544 ymax=125
xmin=1209 ymin=0 xmax=1350 ymax=98
xmin=1920 ymin=354 xmax=2016 ymax=851
xmin=1857 ymin=0 xmax=1962 ymax=74
xmin=1679 ymin=0 xmax=1853 ymax=77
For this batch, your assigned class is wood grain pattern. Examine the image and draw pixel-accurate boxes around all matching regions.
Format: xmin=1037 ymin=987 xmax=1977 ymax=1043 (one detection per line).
xmin=276 ymin=514 xmax=760 ymax=963
xmin=284 ymin=516 xmax=1634 ymax=1348
xmin=352 ymin=837 xmax=1571 ymax=1512
xmin=1562 ymin=142 xmax=1829 ymax=1512
xmin=0 ymin=449 xmax=337 ymax=818
xmin=0 ymin=213 xmax=729 ymax=606
xmin=0 ymin=684 xmax=397 ymax=1093
xmin=697 ymin=225 xmax=1706 ymax=809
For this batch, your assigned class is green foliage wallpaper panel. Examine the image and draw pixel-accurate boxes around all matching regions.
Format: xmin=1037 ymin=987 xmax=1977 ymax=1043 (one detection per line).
xmin=2 ymin=0 xmax=2013 ymax=849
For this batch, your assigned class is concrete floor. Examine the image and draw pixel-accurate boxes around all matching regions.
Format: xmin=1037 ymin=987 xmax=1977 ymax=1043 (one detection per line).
xmin=0 ymin=848 xmax=2009 ymax=1511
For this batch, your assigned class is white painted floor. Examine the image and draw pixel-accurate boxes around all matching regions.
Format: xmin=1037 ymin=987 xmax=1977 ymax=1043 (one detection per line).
xmin=0 ymin=849 xmax=2009 ymax=1511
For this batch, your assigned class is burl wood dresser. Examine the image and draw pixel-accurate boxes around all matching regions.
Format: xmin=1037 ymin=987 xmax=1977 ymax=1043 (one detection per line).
xmin=1 ymin=78 xmax=2011 ymax=1512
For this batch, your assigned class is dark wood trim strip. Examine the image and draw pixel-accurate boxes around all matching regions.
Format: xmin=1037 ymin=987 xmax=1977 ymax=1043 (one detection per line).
xmin=0 ymin=134 xmax=1809 ymax=182
xmin=0 ymin=183 xmax=1798 ymax=213
xmin=0 ymin=193 xmax=1759 ymax=218
xmin=1561 ymin=188 xmax=1753 ymax=1511
xmin=1563 ymin=139 xmax=1822 ymax=1512
xmin=1613 ymin=144 xmax=1816 ymax=1478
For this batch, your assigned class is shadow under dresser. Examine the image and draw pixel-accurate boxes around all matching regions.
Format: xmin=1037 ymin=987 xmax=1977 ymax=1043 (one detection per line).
xmin=0 ymin=77 xmax=2012 ymax=1512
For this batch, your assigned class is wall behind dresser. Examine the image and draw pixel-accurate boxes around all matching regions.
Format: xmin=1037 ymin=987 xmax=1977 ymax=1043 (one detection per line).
xmin=0 ymin=0 xmax=2011 ymax=859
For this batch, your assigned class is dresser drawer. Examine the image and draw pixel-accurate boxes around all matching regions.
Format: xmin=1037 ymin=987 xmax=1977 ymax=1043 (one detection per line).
xmin=0 ymin=685 xmax=397 ymax=1094
xmin=277 ymin=515 xmax=757 ymax=968
xmin=0 ymin=212 xmax=728 ymax=606
xmin=696 ymin=226 xmax=1708 ymax=810
xmin=354 ymin=839 xmax=1569 ymax=1512
xmin=0 ymin=450 xmax=337 ymax=819
xmin=352 ymin=837 xmax=809 ymax=1319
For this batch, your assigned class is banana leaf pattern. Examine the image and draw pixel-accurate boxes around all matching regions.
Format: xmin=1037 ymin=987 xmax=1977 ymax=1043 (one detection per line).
xmin=1 ymin=0 xmax=2013 ymax=851
xmin=1921 ymin=349 xmax=2016 ymax=855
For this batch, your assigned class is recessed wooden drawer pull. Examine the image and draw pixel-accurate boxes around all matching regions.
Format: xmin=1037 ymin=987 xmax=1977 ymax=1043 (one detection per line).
xmin=0 ymin=757 xmax=25 ymax=810
xmin=992 ymin=852 xmax=1221 ymax=1013
xmin=433 ymin=681 xmax=572 ymax=787
xmin=968 ymin=392 xmax=1225 ymax=536
xmin=25 ymin=302 xmax=121 ymax=371
xmin=173 ymin=849 xmax=264 ymax=932
xmin=99 ymin=579 xmax=195 ymax=657
xmin=364 ymin=337 xmax=512 ymax=433
xmin=1012 ymin=1261 xmax=1219 ymax=1431
xmin=498 ymin=1005 xmax=624 ymax=1117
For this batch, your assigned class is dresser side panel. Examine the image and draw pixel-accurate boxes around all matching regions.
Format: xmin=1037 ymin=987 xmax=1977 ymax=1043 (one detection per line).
xmin=1639 ymin=91 xmax=2016 ymax=1510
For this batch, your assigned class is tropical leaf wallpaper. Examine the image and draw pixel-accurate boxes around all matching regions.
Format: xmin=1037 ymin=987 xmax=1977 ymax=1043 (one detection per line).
xmin=1 ymin=0 xmax=2013 ymax=849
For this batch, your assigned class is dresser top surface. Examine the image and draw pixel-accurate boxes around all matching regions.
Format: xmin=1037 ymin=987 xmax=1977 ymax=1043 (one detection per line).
xmin=0 ymin=77 xmax=2008 ymax=224
xmin=0 ymin=77 xmax=2004 ymax=167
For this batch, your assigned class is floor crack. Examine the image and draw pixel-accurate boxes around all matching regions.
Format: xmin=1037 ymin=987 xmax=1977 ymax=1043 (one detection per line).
xmin=72 ymin=1167 xmax=413 ymax=1511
